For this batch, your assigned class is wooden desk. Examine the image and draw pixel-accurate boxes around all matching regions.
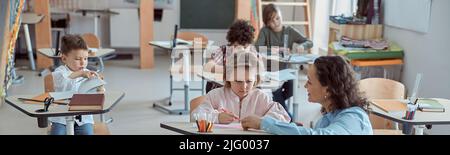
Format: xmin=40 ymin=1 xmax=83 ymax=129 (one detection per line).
xmin=369 ymin=98 xmax=450 ymax=135
xmin=5 ymin=91 xmax=125 ymax=135
xmin=161 ymin=122 xmax=269 ymax=135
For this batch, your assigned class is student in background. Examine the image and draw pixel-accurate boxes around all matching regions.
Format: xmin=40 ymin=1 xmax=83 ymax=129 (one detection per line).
xmin=241 ymin=56 xmax=373 ymax=135
xmin=203 ymin=19 xmax=257 ymax=93
xmin=254 ymin=4 xmax=313 ymax=113
xmin=193 ymin=51 xmax=290 ymax=124
xmin=49 ymin=34 xmax=105 ymax=135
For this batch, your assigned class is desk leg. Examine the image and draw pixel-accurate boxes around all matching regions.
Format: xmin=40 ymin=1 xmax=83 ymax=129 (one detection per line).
xmin=292 ymin=64 xmax=300 ymax=122
xmin=414 ymin=125 xmax=425 ymax=135
xmin=183 ymin=50 xmax=190 ymax=112
xmin=152 ymin=49 xmax=190 ymax=115
xmin=24 ymin=24 xmax=36 ymax=71
xmin=97 ymin=57 xmax=104 ymax=73
xmin=66 ymin=116 xmax=75 ymax=135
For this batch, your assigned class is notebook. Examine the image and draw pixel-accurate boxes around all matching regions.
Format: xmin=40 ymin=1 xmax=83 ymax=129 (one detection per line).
xmin=417 ymin=98 xmax=445 ymax=112
xmin=68 ymin=94 xmax=105 ymax=111
xmin=371 ymin=99 xmax=408 ymax=113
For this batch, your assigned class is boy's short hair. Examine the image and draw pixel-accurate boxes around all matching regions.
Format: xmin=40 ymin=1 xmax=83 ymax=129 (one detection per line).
xmin=60 ymin=34 xmax=88 ymax=55
xmin=226 ymin=19 xmax=255 ymax=46
xmin=262 ymin=4 xmax=280 ymax=26
xmin=224 ymin=51 xmax=265 ymax=88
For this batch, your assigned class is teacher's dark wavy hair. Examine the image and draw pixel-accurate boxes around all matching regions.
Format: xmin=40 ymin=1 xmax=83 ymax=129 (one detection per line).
xmin=313 ymin=56 xmax=370 ymax=113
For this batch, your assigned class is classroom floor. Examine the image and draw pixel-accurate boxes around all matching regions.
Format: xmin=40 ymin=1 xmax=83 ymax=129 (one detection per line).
xmin=0 ymin=50 xmax=322 ymax=135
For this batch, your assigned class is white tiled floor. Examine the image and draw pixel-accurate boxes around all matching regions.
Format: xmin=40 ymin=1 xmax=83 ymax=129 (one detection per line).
xmin=0 ymin=51 xmax=322 ymax=135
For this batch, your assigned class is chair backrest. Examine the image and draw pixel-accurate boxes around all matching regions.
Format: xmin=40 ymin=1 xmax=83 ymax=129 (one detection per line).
xmin=44 ymin=74 xmax=55 ymax=93
xmin=190 ymin=96 xmax=206 ymax=122
xmin=359 ymin=78 xmax=405 ymax=99
xmin=359 ymin=78 xmax=405 ymax=129
xmin=82 ymin=33 xmax=101 ymax=48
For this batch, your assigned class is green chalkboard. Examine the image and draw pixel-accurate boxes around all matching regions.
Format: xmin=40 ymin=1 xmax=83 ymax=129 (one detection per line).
xmin=180 ymin=0 xmax=235 ymax=29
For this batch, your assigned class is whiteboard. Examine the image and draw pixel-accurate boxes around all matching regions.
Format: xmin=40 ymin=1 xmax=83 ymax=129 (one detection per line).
xmin=384 ymin=0 xmax=432 ymax=33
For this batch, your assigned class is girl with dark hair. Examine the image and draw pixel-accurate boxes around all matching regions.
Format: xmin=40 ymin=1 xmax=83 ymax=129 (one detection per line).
xmin=241 ymin=56 xmax=373 ymax=135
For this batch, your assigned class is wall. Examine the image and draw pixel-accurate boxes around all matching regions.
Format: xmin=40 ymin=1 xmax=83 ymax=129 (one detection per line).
xmin=383 ymin=0 xmax=450 ymax=134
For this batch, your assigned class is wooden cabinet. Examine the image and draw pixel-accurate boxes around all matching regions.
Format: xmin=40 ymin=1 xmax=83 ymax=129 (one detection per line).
xmin=328 ymin=22 xmax=383 ymax=43
xmin=328 ymin=22 xmax=383 ymax=55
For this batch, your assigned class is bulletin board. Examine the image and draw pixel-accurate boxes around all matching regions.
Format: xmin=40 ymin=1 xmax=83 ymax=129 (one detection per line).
xmin=384 ymin=0 xmax=432 ymax=33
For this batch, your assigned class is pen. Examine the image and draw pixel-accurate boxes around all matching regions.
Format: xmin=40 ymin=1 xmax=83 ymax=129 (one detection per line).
xmin=220 ymin=108 xmax=239 ymax=120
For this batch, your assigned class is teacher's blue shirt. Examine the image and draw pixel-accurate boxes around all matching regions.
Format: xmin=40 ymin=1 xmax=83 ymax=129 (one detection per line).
xmin=261 ymin=107 xmax=373 ymax=135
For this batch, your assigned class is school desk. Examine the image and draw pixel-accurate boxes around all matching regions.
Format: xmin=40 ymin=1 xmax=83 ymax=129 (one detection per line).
xmin=161 ymin=122 xmax=269 ymax=135
xmin=21 ymin=13 xmax=44 ymax=71
xmin=5 ymin=91 xmax=125 ymax=135
xmin=369 ymin=98 xmax=450 ymax=135
xmin=195 ymin=69 xmax=295 ymax=90
xmin=149 ymin=41 xmax=214 ymax=115
xmin=37 ymin=48 xmax=116 ymax=73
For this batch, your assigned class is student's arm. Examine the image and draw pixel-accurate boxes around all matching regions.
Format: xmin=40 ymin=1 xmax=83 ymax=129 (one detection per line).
xmin=69 ymin=70 xmax=98 ymax=79
xmin=289 ymin=27 xmax=313 ymax=50
xmin=261 ymin=111 xmax=372 ymax=135
xmin=264 ymin=102 xmax=291 ymax=123
xmin=203 ymin=47 xmax=225 ymax=73
xmin=203 ymin=60 xmax=223 ymax=73
xmin=191 ymin=94 xmax=221 ymax=123
xmin=259 ymin=93 xmax=291 ymax=122
xmin=254 ymin=28 xmax=267 ymax=52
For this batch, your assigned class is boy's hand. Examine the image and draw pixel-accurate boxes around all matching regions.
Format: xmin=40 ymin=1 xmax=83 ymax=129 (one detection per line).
xmin=82 ymin=71 xmax=99 ymax=79
xmin=96 ymin=85 xmax=106 ymax=93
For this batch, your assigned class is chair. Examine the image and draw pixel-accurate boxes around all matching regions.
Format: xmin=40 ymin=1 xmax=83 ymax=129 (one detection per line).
xmin=44 ymin=74 xmax=110 ymax=135
xmin=81 ymin=33 xmax=101 ymax=48
xmin=359 ymin=78 xmax=405 ymax=134
xmin=167 ymin=32 xmax=208 ymax=106
xmin=189 ymin=96 xmax=206 ymax=122
xmin=81 ymin=33 xmax=115 ymax=73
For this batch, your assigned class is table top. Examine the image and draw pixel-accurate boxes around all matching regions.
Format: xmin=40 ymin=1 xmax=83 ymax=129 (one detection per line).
xmin=369 ymin=98 xmax=450 ymax=125
xmin=149 ymin=40 xmax=215 ymax=50
xmin=37 ymin=48 xmax=115 ymax=59
xmin=21 ymin=13 xmax=44 ymax=24
xmin=161 ymin=122 xmax=269 ymax=135
xmin=260 ymin=53 xmax=318 ymax=64
xmin=5 ymin=91 xmax=125 ymax=118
